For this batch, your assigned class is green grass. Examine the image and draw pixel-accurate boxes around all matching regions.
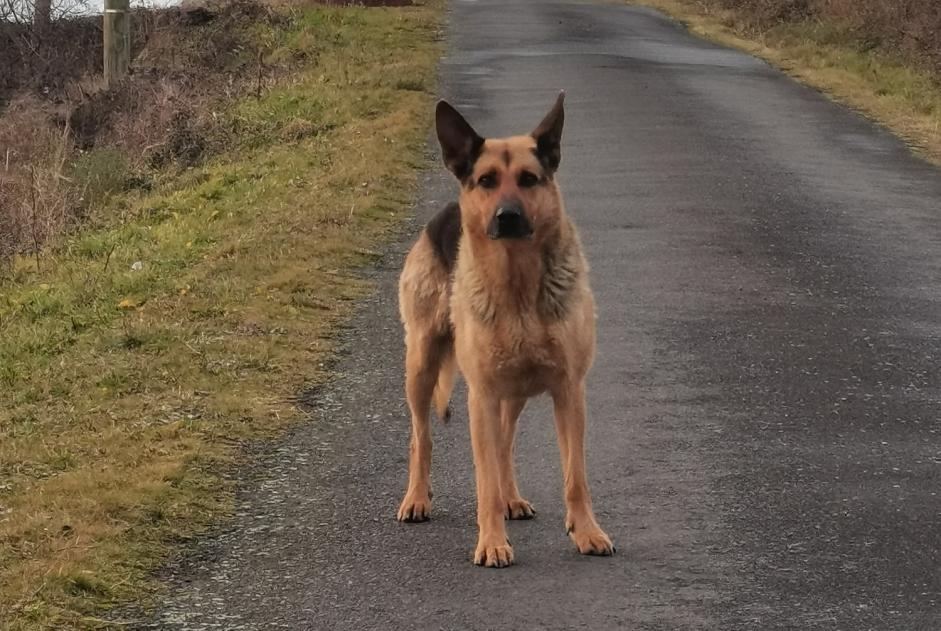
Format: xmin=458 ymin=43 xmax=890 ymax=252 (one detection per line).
xmin=634 ymin=0 xmax=941 ymax=165
xmin=0 ymin=2 xmax=441 ymax=627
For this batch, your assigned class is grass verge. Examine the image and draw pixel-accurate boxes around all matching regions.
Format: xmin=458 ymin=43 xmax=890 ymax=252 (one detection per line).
xmin=0 ymin=2 xmax=441 ymax=627
xmin=633 ymin=0 xmax=941 ymax=165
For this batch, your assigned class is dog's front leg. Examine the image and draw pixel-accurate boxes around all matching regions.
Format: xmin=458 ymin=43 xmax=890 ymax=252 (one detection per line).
xmin=499 ymin=397 xmax=535 ymax=520
xmin=551 ymin=380 xmax=615 ymax=556
xmin=468 ymin=386 xmax=514 ymax=567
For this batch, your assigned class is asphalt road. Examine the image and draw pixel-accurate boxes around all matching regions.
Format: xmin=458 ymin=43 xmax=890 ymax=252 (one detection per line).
xmin=135 ymin=1 xmax=941 ymax=629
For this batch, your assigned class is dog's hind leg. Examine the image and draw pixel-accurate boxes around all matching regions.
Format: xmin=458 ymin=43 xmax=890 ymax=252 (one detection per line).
xmin=499 ymin=397 xmax=535 ymax=520
xmin=396 ymin=332 xmax=442 ymax=522
xmin=432 ymin=344 xmax=456 ymax=423
xmin=551 ymin=381 xmax=614 ymax=556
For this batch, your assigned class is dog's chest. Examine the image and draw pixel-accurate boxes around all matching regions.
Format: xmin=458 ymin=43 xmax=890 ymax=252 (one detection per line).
xmin=484 ymin=318 xmax=565 ymax=392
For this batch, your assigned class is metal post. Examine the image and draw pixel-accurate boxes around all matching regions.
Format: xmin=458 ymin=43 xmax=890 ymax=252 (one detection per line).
xmin=103 ymin=0 xmax=130 ymax=89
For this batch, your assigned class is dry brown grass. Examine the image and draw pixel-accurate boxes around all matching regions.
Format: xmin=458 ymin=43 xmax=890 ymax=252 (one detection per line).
xmin=705 ymin=0 xmax=941 ymax=75
xmin=0 ymin=0 xmax=305 ymax=263
xmin=0 ymin=96 xmax=82 ymax=266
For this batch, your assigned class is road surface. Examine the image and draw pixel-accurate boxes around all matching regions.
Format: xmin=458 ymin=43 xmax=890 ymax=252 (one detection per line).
xmin=134 ymin=1 xmax=941 ymax=628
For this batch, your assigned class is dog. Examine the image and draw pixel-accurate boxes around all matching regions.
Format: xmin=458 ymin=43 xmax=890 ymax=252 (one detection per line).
xmin=396 ymin=92 xmax=614 ymax=567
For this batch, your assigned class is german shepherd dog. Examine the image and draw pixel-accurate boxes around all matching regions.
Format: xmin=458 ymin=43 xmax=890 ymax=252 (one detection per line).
xmin=396 ymin=93 xmax=614 ymax=567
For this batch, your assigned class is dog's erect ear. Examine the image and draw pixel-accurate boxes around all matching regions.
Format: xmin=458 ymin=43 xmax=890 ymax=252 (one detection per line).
xmin=531 ymin=91 xmax=565 ymax=175
xmin=436 ymin=101 xmax=484 ymax=182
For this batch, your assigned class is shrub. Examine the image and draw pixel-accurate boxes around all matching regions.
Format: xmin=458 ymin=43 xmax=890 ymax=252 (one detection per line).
xmin=0 ymin=0 xmax=292 ymax=262
xmin=707 ymin=0 xmax=941 ymax=73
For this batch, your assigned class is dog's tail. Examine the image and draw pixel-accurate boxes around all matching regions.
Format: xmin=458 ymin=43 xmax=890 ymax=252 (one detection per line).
xmin=433 ymin=348 xmax=456 ymax=423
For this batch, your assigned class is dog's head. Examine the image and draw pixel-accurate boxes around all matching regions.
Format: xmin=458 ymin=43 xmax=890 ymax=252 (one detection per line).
xmin=435 ymin=93 xmax=565 ymax=243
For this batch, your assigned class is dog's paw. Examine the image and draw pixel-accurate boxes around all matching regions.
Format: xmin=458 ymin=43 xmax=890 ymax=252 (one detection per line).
xmin=566 ymin=521 xmax=615 ymax=556
xmin=505 ymin=497 xmax=536 ymax=520
xmin=396 ymin=492 xmax=431 ymax=522
xmin=473 ymin=539 xmax=515 ymax=568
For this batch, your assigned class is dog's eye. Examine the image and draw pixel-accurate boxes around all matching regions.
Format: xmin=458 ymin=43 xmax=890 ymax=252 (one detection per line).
xmin=477 ymin=173 xmax=498 ymax=189
xmin=518 ymin=171 xmax=540 ymax=188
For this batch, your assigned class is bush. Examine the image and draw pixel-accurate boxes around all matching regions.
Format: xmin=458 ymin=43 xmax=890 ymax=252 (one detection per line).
xmin=72 ymin=148 xmax=132 ymax=209
xmin=0 ymin=0 xmax=292 ymax=262
xmin=707 ymin=0 xmax=941 ymax=73
xmin=0 ymin=95 xmax=80 ymax=262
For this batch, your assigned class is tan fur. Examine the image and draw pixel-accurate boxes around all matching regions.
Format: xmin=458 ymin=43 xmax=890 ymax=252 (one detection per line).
xmin=396 ymin=96 xmax=613 ymax=566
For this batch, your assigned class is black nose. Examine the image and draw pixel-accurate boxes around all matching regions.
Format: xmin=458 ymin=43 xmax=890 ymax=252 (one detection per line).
xmin=496 ymin=204 xmax=522 ymax=219
xmin=488 ymin=203 xmax=533 ymax=240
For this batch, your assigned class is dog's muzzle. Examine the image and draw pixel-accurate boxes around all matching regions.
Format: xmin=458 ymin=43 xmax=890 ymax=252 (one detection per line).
xmin=487 ymin=202 xmax=533 ymax=240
